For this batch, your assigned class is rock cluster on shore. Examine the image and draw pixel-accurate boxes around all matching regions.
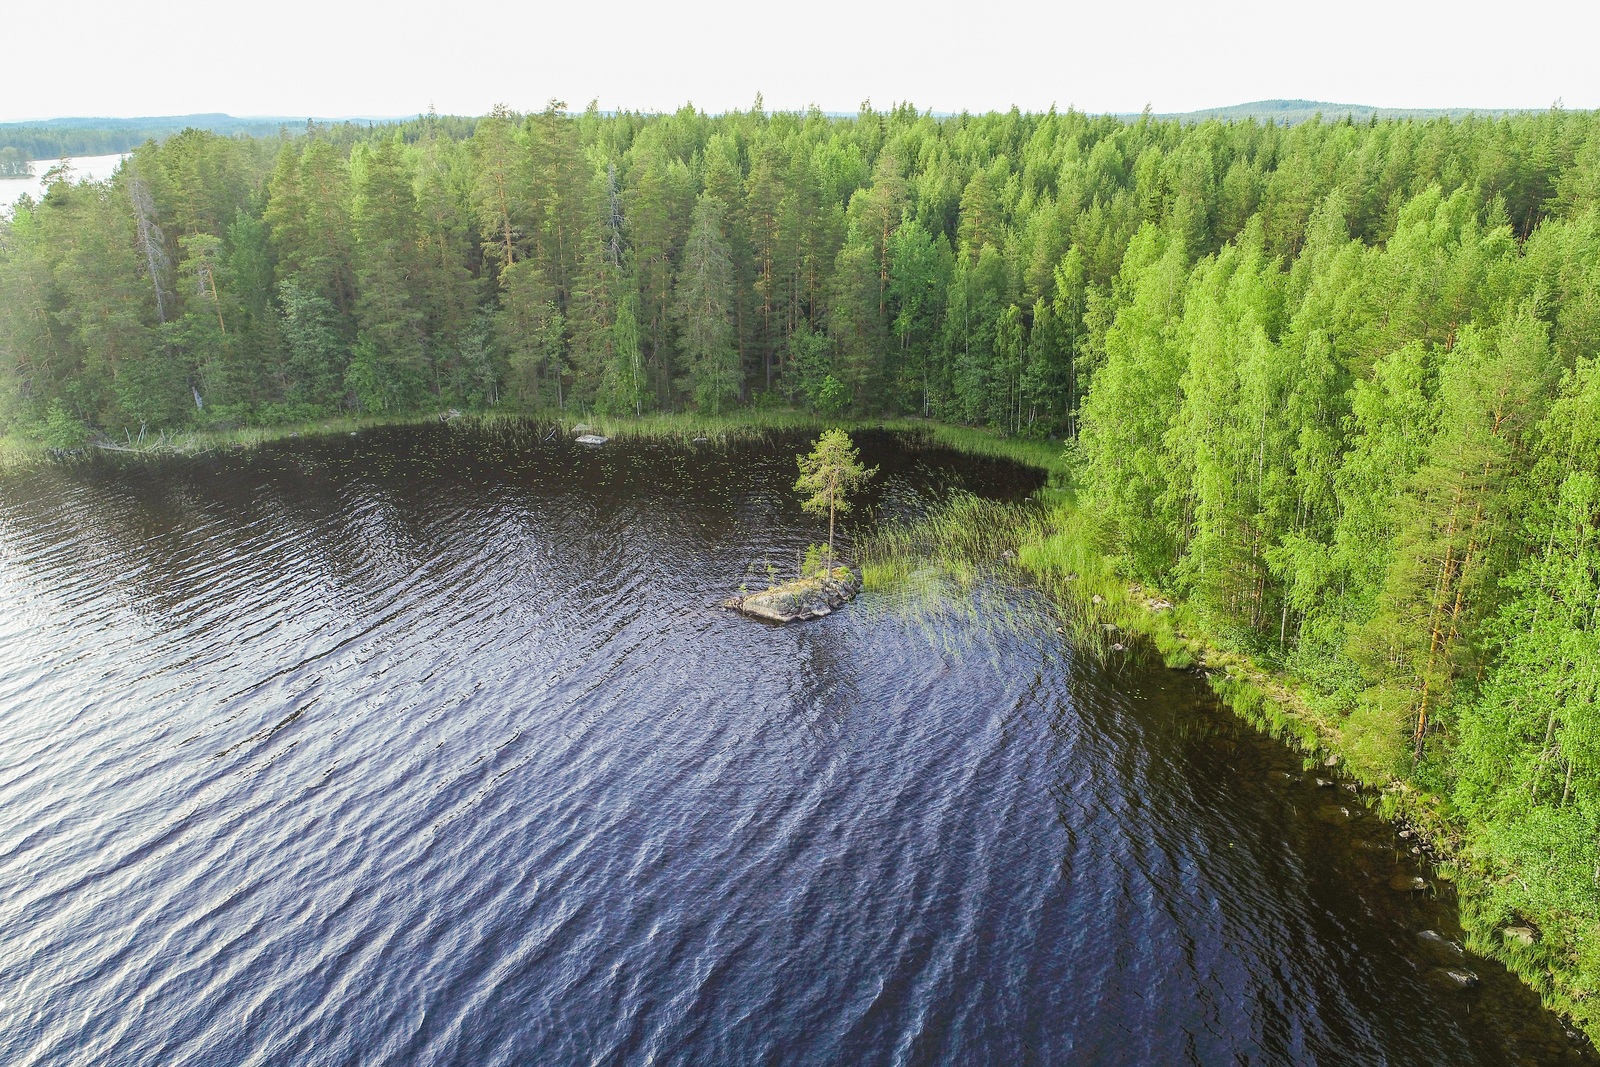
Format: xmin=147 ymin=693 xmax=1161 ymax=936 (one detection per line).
xmin=724 ymin=567 xmax=861 ymax=624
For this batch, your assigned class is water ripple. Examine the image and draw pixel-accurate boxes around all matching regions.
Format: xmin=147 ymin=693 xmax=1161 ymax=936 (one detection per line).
xmin=0 ymin=427 xmax=1587 ymax=1066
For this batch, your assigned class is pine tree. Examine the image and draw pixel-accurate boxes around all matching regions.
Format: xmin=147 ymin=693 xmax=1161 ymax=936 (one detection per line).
xmin=795 ymin=429 xmax=877 ymax=571
xmin=673 ymin=195 xmax=738 ymax=413
xmin=1354 ymin=305 xmax=1558 ymax=762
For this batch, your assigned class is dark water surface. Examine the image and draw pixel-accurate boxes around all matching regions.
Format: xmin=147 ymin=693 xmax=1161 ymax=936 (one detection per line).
xmin=0 ymin=425 xmax=1589 ymax=1066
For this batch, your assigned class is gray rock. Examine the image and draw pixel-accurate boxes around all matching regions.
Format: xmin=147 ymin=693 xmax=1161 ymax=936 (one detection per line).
xmin=1438 ymin=968 xmax=1479 ymax=989
xmin=575 ymin=434 xmax=610 ymax=446
xmin=1502 ymin=925 xmax=1538 ymax=947
xmin=725 ymin=568 xmax=861 ymax=624
xmin=1389 ymin=874 xmax=1429 ymax=892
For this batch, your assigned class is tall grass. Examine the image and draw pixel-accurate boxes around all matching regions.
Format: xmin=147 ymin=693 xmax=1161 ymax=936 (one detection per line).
xmin=860 ymin=492 xmax=1145 ymax=660
xmin=530 ymin=408 xmax=829 ymax=446
xmin=0 ymin=433 xmax=38 ymax=471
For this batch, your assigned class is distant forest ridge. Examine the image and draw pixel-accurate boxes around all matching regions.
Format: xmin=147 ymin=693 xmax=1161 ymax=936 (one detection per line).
xmin=0 ymin=114 xmax=422 ymax=163
xmin=1144 ymin=98 xmax=1538 ymax=124
xmin=0 ymin=99 xmax=1561 ymax=162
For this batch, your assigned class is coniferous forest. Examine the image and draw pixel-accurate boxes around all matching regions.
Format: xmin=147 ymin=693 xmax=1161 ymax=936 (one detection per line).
xmin=4 ymin=100 xmax=1600 ymax=1027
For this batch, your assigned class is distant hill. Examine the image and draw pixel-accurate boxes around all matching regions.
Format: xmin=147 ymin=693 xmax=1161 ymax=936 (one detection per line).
xmin=1136 ymin=98 xmax=1531 ymax=125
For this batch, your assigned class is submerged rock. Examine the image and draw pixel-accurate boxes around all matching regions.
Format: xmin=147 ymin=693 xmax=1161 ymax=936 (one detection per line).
xmin=1389 ymin=874 xmax=1429 ymax=892
xmin=1418 ymin=929 xmax=1466 ymax=957
xmin=575 ymin=434 xmax=610 ymax=446
xmin=725 ymin=567 xmax=861 ymax=624
xmin=1436 ymin=968 xmax=1480 ymax=990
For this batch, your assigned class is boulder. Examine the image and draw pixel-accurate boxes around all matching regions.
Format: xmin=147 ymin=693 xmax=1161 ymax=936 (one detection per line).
xmin=575 ymin=434 xmax=610 ymax=446
xmin=725 ymin=567 xmax=861 ymax=624
xmin=1502 ymin=925 xmax=1538 ymax=947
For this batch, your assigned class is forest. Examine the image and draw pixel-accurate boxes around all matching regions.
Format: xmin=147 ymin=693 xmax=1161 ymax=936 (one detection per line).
xmin=3 ymin=98 xmax=1600 ymax=1026
xmin=0 ymin=114 xmax=389 ymax=166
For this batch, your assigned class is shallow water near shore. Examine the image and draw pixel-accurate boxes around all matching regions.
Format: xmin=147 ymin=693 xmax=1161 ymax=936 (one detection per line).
xmin=0 ymin=423 xmax=1589 ymax=1065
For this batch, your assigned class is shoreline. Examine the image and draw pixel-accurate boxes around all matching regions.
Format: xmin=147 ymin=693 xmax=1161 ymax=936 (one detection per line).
xmin=4 ymin=408 xmax=1588 ymax=1044
xmin=857 ymin=437 xmax=1591 ymax=1048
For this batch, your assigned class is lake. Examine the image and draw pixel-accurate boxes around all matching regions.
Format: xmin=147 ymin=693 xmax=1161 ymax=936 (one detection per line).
xmin=0 ymin=153 xmax=128 ymax=212
xmin=0 ymin=424 xmax=1589 ymax=1065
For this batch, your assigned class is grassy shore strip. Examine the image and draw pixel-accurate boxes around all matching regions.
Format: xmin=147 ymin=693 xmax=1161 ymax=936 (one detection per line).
xmin=0 ymin=409 xmax=812 ymax=469
xmin=0 ymin=412 xmax=447 ymax=469
xmin=0 ymin=407 xmax=1073 ymax=472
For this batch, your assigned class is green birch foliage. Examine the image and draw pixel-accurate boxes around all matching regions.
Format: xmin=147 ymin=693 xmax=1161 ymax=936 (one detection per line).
xmin=1166 ymin=223 xmax=1293 ymax=640
xmin=1453 ymin=358 xmax=1600 ymax=1012
xmin=1077 ymin=224 xmax=1191 ymax=582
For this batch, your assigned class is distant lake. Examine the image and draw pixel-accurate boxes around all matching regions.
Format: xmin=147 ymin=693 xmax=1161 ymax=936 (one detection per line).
xmin=0 ymin=153 xmax=128 ymax=212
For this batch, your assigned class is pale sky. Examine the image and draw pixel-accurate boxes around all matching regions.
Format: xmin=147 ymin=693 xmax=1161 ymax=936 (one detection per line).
xmin=3 ymin=0 xmax=1595 ymax=122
